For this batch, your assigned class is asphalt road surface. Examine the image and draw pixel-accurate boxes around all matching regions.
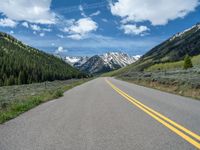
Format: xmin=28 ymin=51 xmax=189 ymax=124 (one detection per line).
xmin=0 ymin=78 xmax=200 ymax=150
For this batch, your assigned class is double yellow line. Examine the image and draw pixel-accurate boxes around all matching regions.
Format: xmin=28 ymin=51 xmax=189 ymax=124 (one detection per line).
xmin=105 ymin=78 xmax=200 ymax=149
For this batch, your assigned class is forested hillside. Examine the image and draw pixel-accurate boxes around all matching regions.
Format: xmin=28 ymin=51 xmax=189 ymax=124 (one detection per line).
xmin=0 ymin=32 xmax=86 ymax=86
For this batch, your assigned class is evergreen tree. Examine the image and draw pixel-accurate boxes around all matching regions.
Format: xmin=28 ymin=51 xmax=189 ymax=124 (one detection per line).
xmin=184 ymin=55 xmax=193 ymax=69
xmin=0 ymin=32 xmax=86 ymax=86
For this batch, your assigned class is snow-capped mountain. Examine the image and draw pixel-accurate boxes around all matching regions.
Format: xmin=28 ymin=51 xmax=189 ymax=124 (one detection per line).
xmin=65 ymin=56 xmax=90 ymax=68
xmin=65 ymin=52 xmax=140 ymax=74
xmin=100 ymin=52 xmax=138 ymax=69
xmin=132 ymin=55 xmax=141 ymax=60
xmin=169 ymin=23 xmax=200 ymax=41
xmin=79 ymin=52 xmax=140 ymax=74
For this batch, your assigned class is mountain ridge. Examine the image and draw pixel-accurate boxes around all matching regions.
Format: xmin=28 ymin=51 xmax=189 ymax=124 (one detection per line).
xmin=132 ymin=23 xmax=200 ymax=71
xmin=65 ymin=52 xmax=141 ymax=74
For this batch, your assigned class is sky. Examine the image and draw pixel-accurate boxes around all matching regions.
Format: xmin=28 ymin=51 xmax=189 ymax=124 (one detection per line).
xmin=0 ymin=0 xmax=200 ymax=57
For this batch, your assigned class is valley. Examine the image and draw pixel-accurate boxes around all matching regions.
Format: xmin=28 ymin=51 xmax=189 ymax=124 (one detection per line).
xmin=0 ymin=1 xmax=200 ymax=149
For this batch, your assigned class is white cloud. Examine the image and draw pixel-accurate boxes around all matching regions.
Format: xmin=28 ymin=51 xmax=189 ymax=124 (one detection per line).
xmin=43 ymin=28 xmax=52 ymax=32
xmin=79 ymin=5 xmax=84 ymax=12
xmin=90 ymin=11 xmax=101 ymax=17
xmin=22 ymin=22 xmax=29 ymax=28
xmin=55 ymin=46 xmax=68 ymax=54
xmin=30 ymin=24 xmax=41 ymax=31
xmin=121 ymin=24 xmax=149 ymax=35
xmin=0 ymin=18 xmax=17 ymax=27
xmin=64 ymin=18 xmax=98 ymax=40
xmin=33 ymin=31 xmax=37 ymax=35
xmin=71 ymin=18 xmax=97 ymax=34
xmin=110 ymin=0 xmax=199 ymax=25
xmin=57 ymin=46 xmax=64 ymax=52
xmin=30 ymin=24 xmax=52 ymax=33
xmin=0 ymin=0 xmax=56 ymax=24
xmin=102 ymin=18 xmax=108 ymax=22
xmin=79 ymin=5 xmax=87 ymax=17
xmin=67 ymin=34 xmax=83 ymax=40
xmin=39 ymin=33 xmax=45 ymax=37
xmin=10 ymin=30 xmax=14 ymax=34
xmin=57 ymin=34 xmax=65 ymax=39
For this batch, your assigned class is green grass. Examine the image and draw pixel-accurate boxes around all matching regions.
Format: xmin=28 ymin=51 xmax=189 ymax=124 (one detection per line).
xmin=103 ymin=54 xmax=200 ymax=77
xmin=101 ymin=68 xmax=124 ymax=77
xmin=146 ymin=54 xmax=200 ymax=72
xmin=102 ymin=63 xmax=135 ymax=77
xmin=0 ymin=79 xmax=91 ymax=124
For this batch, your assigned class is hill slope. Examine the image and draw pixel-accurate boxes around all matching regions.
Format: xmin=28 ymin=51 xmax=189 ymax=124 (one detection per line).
xmin=140 ymin=23 xmax=200 ymax=67
xmin=0 ymin=32 xmax=86 ymax=86
xmin=108 ymin=23 xmax=200 ymax=76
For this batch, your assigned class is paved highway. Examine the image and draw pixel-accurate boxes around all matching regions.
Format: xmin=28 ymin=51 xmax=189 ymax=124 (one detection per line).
xmin=0 ymin=78 xmax=200 ymax=150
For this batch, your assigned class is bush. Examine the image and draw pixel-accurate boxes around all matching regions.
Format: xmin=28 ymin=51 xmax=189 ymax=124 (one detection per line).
xmin=184 ymin=55 xmax=193 ymax=69
xmin=52 ymin=89 xmax=63 ymax=98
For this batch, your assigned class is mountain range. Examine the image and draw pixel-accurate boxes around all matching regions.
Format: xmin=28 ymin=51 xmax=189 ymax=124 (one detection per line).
xmin=65 ymin=52 xmax=140 ymax=74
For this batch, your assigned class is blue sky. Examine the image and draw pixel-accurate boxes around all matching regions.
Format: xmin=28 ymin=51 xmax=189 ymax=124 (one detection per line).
xmin=0 ymin=0 xmax=200 ymax=56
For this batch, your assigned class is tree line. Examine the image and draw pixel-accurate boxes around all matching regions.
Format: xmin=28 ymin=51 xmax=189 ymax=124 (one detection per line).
xmin=0 ymin=32 xmax=86 ymax=86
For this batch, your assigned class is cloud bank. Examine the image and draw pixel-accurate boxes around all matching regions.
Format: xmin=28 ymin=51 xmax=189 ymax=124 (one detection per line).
xmin=110 ymin=0 xmax=199 ymax=25
xmin=0 ymin=18 xmax=17 ymax=27
xmin=0 ymin=0 xmax=56 ymax=24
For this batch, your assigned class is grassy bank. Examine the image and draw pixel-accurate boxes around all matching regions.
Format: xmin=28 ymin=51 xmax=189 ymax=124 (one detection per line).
xmin=146 ymin=54 xmax=200 ymax=72
xmin=121 ymin=77 xmax=200 ymax=100
xmin=0 ymin=79 xmax=91 ymax=124
xmin=118 ymin=68 xmax=200 ymax=100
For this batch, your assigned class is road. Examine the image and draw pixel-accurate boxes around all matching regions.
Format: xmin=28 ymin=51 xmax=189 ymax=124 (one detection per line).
xmin=0 ymin=78 xmax=200 ymax=150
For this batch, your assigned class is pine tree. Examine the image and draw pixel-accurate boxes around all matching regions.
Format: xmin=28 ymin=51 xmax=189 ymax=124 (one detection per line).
xmin=18 ymin=71 xmax=25 ymax=85
xmin=184 ymin=55 xmax=193 ymax=69
xmin=0 ymin=32 xmax=86 ymax=86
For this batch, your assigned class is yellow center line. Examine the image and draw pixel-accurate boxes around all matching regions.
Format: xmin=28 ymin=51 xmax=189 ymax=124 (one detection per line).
xmin=105 ymin=78 xmax=200 ymax=149
xmin=107 ymin=79 xmax=200 ymax=141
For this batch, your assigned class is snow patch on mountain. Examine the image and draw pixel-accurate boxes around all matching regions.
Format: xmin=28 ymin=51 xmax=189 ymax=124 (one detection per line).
xmin=65 ymin=56 xmax=89 ymax=67
xmin=100 ymin=52 xmax=139 ymax=69
xmin=170 ymin=23 xmax=200 ymax=41
xmin=66 ymin=57 xmax=80 ymax=64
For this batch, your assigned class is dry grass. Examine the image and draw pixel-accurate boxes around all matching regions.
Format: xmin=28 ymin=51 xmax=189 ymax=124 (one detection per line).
xmin=121 ymin=78 xmax=200 ymax=100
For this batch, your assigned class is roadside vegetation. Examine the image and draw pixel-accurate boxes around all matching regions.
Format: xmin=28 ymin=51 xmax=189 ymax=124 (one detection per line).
xmin=119 ymin=68 xmax=200 ymax=100
xmin=0 ymin=79 xmax=91 ymax=124
xmin=146 ymin=54 xmax=200 ymax=72
xmin=104 ymin=54 xmax=200 ymax=100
